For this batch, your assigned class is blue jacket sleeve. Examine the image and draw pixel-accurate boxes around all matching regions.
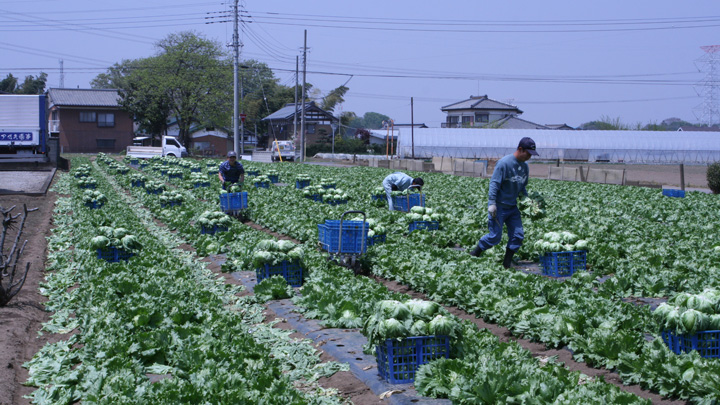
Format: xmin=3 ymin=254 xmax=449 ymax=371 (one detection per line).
xmin=488 ymin=164 xmax=503 ymax=206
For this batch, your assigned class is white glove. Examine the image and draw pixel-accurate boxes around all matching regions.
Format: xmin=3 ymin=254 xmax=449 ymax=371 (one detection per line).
xmin=488 ymin=204 xmax=497 ymax=218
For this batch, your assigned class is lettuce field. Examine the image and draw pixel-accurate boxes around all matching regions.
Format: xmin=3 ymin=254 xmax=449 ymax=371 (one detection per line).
xmin=24 ymin=154 xmax=720 ymax=404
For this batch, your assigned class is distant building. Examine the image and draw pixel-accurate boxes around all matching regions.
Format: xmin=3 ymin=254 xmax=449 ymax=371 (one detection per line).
xmin=677 ymin=126 xmax=720 ymax=132
xmin=545 ymin=123 xmax=575 ymax=130
xmin=441 ymin=95 xmax=550 ymax=129
xmin=165 ymin=122 xmax=256 ymax=157
xmin=47 ymin=88 xmax=133 ymax=153
xmin=262 ymin=102 xmax=338 ymax=149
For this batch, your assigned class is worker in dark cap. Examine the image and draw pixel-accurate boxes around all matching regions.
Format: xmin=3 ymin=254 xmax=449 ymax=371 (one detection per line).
xmin=470 ymin=137 xmax=538 ymax=268
xmin=382 ymin=172 xmax=424 ymax=211
xmin=218 ymin=150 xmax=245 ymax=189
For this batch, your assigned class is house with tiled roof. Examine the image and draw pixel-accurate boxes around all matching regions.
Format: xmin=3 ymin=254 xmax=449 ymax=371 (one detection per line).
xmin=262 ymin=102 xmax=338 ymax=149
xmin=440 ymin=95 xmax=548 ymax=129
xmin=48 ymin=88 xmax=133 ymax=153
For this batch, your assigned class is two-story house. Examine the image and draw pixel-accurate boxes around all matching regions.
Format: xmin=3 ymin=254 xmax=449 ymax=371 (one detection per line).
xmin=262 ymin=102 xmax=338 ymax=149
xmin=48 ymin=88 xmax=133 ymax=153
xmin=441 ymin=95 xmax=548 ymax=129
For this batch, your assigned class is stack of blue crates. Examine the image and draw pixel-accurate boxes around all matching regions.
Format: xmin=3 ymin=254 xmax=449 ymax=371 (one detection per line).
xmin=662 ymin=329 xmax=720 ymax=358
xmin=268 ymin=175 xmax=279 ymax=183
xmin=219 ymin=192 xmax=248 ymax=214
xmin=409 ymin=221 xmax=439 ymax=232
xmin=97 ymin=247 xmax=134 ymax=262
xmin=367 ymin=234 xmax=386 ymax=246
xmin=392 ymin=193 xmax=425 ymax=212
xmin=318 ymin=220 xmax=368 ymax=254
xmin=375 ymin=336 xmax=450 ymax=384
xmin=200 ymin=225 xmax=228 ymax=235
xmin=540 ymin=250 xmax=587 ymax=277
xmin=256 ymin=261 xmax=304 ymax=287
xmin=662 ymin=189 xmax=686 ymax=198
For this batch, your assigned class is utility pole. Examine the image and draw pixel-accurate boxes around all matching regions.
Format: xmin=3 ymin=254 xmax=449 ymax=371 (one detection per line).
xmin=300 ymin=30 xmax=307 ymax=162
xmin=240 ymin=72 xmax=245 ymax=154
xmin=294 ymin=56 xmax=298 ymax=145
xmin=232 ymin=0 xmax=240 ymax=155
xmin=411 ymin=97 xmax=415 ymax=159
xmin=59 ymin=59 xmax=64 ymax=88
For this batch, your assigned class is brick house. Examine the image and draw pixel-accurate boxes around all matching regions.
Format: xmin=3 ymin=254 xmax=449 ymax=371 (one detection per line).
xmin=48 ymin=88 xmax=133 ymax=153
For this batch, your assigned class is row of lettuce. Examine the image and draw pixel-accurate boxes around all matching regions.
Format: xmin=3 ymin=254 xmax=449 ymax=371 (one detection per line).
xmin=152 ymin=157 xmax=720 ymax=403
xmin=92 ymin=155 xmax=655 ymax=403
xmin=25 ymin=157 xmax=348 ymax=403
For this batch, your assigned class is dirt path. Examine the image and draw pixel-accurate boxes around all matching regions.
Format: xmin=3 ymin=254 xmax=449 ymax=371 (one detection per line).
xmin=0 ymin=193 xmax=57 ymax=405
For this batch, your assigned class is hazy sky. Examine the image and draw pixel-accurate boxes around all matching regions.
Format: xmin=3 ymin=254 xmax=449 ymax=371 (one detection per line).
xmin=2 ymin=0 xmax=719 ymax=128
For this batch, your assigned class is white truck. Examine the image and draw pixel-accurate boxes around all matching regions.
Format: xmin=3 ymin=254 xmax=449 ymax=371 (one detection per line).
xmin=126 ymin=136 xmax=187 ymax=159
xmin=271 ymin=140 xmax=296 ymax=162
xmin=0 ymin=94 xmax=48 ymax=163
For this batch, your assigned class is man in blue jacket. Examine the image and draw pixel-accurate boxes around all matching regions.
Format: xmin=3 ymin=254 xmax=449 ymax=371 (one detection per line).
xmin=218 ymin=151 xmax=245 ymax=189
xmin=382 ymin=172 xmax=424 ymax=211
xmin=470 ymin=137 xmax=538 ymax=268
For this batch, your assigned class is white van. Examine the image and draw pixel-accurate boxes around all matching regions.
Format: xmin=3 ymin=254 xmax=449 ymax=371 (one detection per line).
xmin=271 ymin=140 xmax=296 ymax=162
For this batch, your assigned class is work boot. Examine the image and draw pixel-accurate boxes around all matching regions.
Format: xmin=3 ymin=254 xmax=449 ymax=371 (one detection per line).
xmin=502 ymin=249 xmax=516 ymax=269
xmin=470 ymin=245 xmax=484 ymax=257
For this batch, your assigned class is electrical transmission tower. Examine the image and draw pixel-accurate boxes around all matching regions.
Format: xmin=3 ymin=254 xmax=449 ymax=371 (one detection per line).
xmin=694 ymin=45 xmax=720 ymax=127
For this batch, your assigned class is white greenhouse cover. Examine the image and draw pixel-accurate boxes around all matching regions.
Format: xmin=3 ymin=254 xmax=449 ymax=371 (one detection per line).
xmin=396 ymin=128 xmax=720 ymax=164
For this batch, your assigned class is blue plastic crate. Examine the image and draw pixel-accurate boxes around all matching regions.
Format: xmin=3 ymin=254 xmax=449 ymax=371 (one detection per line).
xmin=322 ymin=184 xmax=336 ymax=189
xmin=168 ymin=173 xmax=183 ymax=179
xmin=371 ymin=194 xmax=385 ymax=201
xmin=540 ymin=250 xmax=586 ymax=277
xmin=376 ymin=335 xmax=450 ymax=384
xmin=246 ymin=169 xmax=260 ymax=176
xmin=96 ymin=247 xmax=134 ymax=262
xmin=161 ymin=201 xmax=182 ymax=208
xmin=409 ymin=221 xmax=439 ymax=233
xmin=79 ymin=184 xmax=96 ymax=189
xmin=367 ymin=234 xmax=386 ymax=246
xmin=296 ymin=180 xmax=310 ymax=189
xmin=662 ymin=189 xmax=686 ymax=198
xmin=194 ymin=182 xmax=211 ymax=188
xmin=254 ymin=182 xmax=270 ymax=188
xmin=160 ymin=169 xmax=168 ymax=175
xmin=139 ymin=163 xmax=148 ymax=169
xmin=84 ymin=201 xmax=104 ymax=209
xmin=146 ymin=189 xmax=163 ymax=195
xmin=306 ymin=194 xmax=323 ymax=202
xmin=255 ymin=260 xmax=304 ymax=287
xmin=207 ymin=170 xmax=218 ymax=175
xmin=190 ymin=168 xmax=201 ymax=173
xmin=662 ymin=329 xmax=720 ymax=358
xmin=130 ymin=159 xmax=139 ymax=165
xmin=392 ymin=194 xmax=426 ymax=212
xmin=318 ymin=220 xmax=369 ymax=254
xmin=326 ymin=199 xmax=348 ymax=206
xmin=131 ymin=180 xmax=145 ymax=188
xmin=268 ymin=175 xmax=279 ymax=183
xmin=219 ymin=192 xmax=248 ymax=212
xmin=200 ymin=225 xmax=229 ymax=235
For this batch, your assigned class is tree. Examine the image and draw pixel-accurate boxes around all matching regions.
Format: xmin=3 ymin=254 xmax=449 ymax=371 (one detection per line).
xmin=321 ymin=85 xmax=349 ymax=113
xmin=0 ymin=74 xmax=18 ymax=93
xmin=362 ymin=112 xmax=391 ymax=129
xmin=0 ymin=73 xmax=46 ymax=94
xmin=579 ymin=115 xmax=630 ymax=130
xmin=92 ymin=31 xmax=231 ymax=147
xmin=17 ymin=73 xmax=47 ymax=94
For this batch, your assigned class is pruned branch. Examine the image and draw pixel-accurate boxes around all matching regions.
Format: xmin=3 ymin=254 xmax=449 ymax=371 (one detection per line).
xmin=1 ymin=204 xmax=36 ymax=306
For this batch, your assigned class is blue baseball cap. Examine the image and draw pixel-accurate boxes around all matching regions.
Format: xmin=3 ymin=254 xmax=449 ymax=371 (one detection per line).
xmin=518 ymin=137 xmax=538 ymax=156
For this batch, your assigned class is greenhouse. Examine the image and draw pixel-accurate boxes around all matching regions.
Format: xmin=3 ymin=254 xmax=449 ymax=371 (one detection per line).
xmin=396 ymin=128 xmax=720 ymax=164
